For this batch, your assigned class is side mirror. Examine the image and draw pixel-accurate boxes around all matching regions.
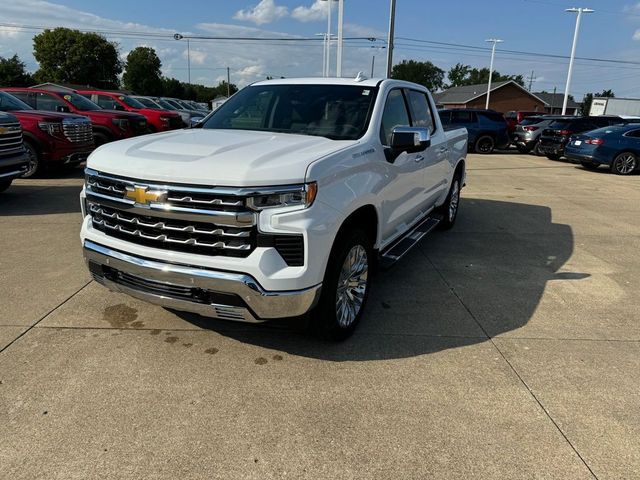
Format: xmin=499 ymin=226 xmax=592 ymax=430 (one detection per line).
xmin=389 ymin=127 xmax=431 ymax=154
xmin=56 ymin=105 xmax=71 ymax=113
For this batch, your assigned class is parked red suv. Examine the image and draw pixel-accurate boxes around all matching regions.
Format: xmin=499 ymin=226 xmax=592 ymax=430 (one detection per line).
xmin=2 ymin=87 xmax=148 ymax=146
xmin=78 ymin=90 xmax=182 ymax=132
xmin=505 ymin=111 xmax=543 ymax=134
xmin=0 ymin=90 xmax=94 ymax=177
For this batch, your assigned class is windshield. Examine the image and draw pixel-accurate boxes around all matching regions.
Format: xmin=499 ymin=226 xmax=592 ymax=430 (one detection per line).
xmin=176 ymin=100 xmax=193 ymax=110
xmin=63 ymin=93 xmax=101 ymax=111
xmin=135 ymin=97 xmax=160 ymax=109
xmin=164 ymin=99 xmax=183 ymax=110
xmin=157 ymin=99 xmax=177 ymax=110
xmin=0 ymin=91 xmax=32 ymax=111
xmin=201 ymin=84 xmax=378 ymax=140
xmin=520 ymin=117 xmax=544 ymax=126
xmin=120 ymin=96 xmax=146 ymax=109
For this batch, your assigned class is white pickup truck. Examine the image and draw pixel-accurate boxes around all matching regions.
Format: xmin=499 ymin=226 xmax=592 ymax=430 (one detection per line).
xmin=80 ymin=77 xmax=467 ymax=339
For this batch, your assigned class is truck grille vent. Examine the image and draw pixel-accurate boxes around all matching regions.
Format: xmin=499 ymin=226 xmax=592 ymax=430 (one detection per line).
xmin=258 ymin=234 xmax=305 ymax=267
xmin=0 ymin=122 xmax=24 ymax=156
xmin=62 ymin=119 xmax=94 ymax=143
xmin=88 ymin=203 xmax=255 ymax=257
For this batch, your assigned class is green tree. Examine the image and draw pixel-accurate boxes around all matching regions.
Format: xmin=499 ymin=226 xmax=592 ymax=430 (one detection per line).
xmin=0 ymin=54 xmax=34 ymax=87
xmin=391 ymin=60 xmax=445 ymax=91
xmin=123 ymin=47 xmax=163 ymax=95
xmin=33 ymin=28 xmax=122 ymax=89
xmin=581 ymin=89 xmax=614 ymax=116
xmin=447 ymin=64 xmax=525 ymax=88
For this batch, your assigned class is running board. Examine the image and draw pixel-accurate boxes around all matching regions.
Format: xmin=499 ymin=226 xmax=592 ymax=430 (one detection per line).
xmin=379 ymin=215 xmax=442 ymax=269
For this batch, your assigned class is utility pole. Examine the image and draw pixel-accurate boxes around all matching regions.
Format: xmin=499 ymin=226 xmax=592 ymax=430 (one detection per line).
xmin=385 ymin=0 xmax=396 ymax=78
xmin=187 ymin=39 xmax=191 ymax=85
xmin=528 ymin=70 xmax=535 ymax=91
xmin=337 ymin=0 xmax=344 ymax=77
xmin=551 ymin=86 xmax=557 ymax=114
xmin=485 ymin=38 xmax=503 ymax=110
xmin=226 ymin=67 xmax=230 ymax=97
xmin=326 ymin=0 xmax=332 ymax=77
xmin=562 ymin=7 xmax=594 ymax=114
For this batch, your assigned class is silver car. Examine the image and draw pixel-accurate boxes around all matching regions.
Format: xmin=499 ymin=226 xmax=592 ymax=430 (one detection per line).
xmin=513 ymin=116 xmax=567 ymax=155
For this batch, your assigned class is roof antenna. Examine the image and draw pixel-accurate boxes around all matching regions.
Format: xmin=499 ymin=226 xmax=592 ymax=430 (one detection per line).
xmin=355 ymin=71 xmax=368 ymax=82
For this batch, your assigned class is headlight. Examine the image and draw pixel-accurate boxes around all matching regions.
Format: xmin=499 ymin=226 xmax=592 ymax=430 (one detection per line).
xmin=112 ymin=118 xmax=129 ymax=131
xmin=160 ymin=116 xmax=171 ymax=126
xmin=38 ymin=121 xmax=63 ymax=137
xmin=247 ymin=182 xmax=318 ymax=211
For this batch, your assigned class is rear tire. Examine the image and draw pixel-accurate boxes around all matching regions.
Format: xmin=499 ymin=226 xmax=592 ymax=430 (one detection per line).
xmin=21 ymin=141 xmax=42 ymax=178
xmin=610 ymin=152 xmax=637 ymax=175
xmin=474 ymin=135 xmax=495 ymax=154
xmin=516 ymin=144 xmax=532 ymax=154
xmin=546 ymin=153 xmax=561 ymax=161
xmin=0 ymin=179 xmax=12 ymax=193
xmin=438 ymin=172 xmax=462 ymax=230
xmin=533 ymin=141 xmax=543 ymax=156
xmin=309 ymin=228 xmax=373 ymax=341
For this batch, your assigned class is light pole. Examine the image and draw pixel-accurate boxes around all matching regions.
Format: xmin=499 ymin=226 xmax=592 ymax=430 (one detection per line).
xmin=562 ymin=7 xmax=594 ymax=114
xmin=485 ymin=38 xmax=503 ymax=110
xmin=336 ymin=0 xmax=344 ymax=77
xmin=386 ymin=0 xmax=396 ymax=77
xmin=173 ymin=33 xmax=191 ymax=85
xmin=315 ymin=33 xmax=328 ymax=76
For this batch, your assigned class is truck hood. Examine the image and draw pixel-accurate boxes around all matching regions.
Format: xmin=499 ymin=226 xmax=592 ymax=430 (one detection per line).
xmin=81 ymin=109 xmax=146 ymax=120
xmin=13 ymin=110 xmax=88 ymax=121
xmin=88 ymin=129 xmax=356 ymax=186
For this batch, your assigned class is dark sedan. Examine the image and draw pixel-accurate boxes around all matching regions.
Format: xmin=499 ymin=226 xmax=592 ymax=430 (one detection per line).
xmin=564 ymin=124 xmax=640 ymax=175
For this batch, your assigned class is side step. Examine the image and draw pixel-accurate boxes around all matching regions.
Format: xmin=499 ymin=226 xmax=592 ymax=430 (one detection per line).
xmin=379 ymin=214 xmax=442 ymax=269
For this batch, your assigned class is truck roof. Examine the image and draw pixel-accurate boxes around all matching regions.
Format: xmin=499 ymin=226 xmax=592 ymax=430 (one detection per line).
xmin=251 ymin=77 xmax=386 ymax=88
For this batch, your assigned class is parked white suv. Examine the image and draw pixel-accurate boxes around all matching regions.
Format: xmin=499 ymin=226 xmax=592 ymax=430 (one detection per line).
xmin=80 ymin=77 xmax=467 ymax=339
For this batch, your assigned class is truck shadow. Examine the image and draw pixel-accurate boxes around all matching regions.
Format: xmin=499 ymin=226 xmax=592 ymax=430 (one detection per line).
xmin=0 ymin=184 xmax=83 ymax=216
xmin=176 ymin=197 xmax=579 ymax=361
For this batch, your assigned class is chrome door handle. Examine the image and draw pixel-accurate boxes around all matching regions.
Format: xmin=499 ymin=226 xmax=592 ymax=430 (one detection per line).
xmin=414 ymin=155 xmax=425 ymax=162
xmin=438 ymin=147 xmax=449 ymax=153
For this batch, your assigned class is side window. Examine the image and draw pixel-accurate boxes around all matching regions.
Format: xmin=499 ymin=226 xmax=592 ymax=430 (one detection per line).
xmin=626 ymin=129 xmax=640 ymax=138
xmin=96 ymin=95 xmax=118 ymax=109
xmin=439 ymin=111 xmax=451 ymax=124
xmin=406 ymin=90 xmax=435 ymax=133
xmin=451 ymin=110 xmax=475 ymax=124
xmin=9 ymin=91 xmax=32 ymax=107
xmin=380 ymin=89 xmax=410 ymax=145
xmin=35 ymin=92 xmax=66 ymax=111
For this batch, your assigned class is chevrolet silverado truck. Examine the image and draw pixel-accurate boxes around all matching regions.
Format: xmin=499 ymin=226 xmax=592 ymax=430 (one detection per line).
xmin=0 ymin=112 xmax=29 ymax=192
xmin=80 ymin=77 xmax=467 ymax=339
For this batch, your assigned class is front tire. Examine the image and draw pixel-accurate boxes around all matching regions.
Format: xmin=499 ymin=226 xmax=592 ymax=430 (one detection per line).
xmin=438 ymin=173 xmax=461 ymax=230
xmin=474 ymin=135 xmax=495 ymax=154
xmin=516 ymin=144 xmax=532 ymax=154
xmin=610 ymin=152 xmax=637 ymax=175
xmin=21 ymin=142 xmax=42 ymax=178
xmin=310 ymin=229 xmax=373 ymax=340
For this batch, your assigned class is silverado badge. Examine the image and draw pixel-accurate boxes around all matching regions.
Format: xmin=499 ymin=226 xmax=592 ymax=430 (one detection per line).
xmin=125 ymin=186 xmax=167 ymax=205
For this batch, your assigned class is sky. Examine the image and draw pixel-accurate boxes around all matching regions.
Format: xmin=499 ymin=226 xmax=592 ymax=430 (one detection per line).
xmin=1 ymin=0 xmax=640 ymax=100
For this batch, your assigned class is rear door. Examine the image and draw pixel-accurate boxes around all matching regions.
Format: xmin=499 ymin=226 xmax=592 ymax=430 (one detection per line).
xmin=33 ymin=92 xmax=67 ymax=112
xmin=8 ymin=91 xmax=35 ymax=108
xmin=405 ymin=89 xmax=449 ymax=208
xmin=377 ymin=88 xmax=430 ymax=245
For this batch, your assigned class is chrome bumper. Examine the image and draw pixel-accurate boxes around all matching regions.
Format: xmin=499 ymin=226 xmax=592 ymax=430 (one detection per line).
xmin=83 ymin=240 xmax=321 ymax=323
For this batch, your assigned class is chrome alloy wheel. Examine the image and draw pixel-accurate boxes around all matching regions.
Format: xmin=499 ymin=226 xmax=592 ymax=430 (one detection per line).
xmin=335 ymin=244 xmax=368 ymax=328
xmin=22 ymin=143 xmax=38 ymax=178
xmin=449 ymin=179 xmax=460 ymax=222
xmin=614 ymin=154 xmax=636 ymax=175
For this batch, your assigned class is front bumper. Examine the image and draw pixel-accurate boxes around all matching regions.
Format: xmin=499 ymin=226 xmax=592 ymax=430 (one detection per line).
xmin=83 ymin=240 xmax=322 ymax=323
xmin=0 ymin=151 xmax=29 ymax=180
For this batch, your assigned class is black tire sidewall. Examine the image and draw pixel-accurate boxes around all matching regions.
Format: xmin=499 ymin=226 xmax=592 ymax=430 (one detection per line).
xmin=0 ymin=179 xmax=12 ymax=193
xmin=93 ymin=132 xmax=110 ymax=147
xmin=311 ymin=229 xmax=373 ymax=340
xmin=439 ymin=173 xmax=462 ymax=230
xmin=475 ymin=135 xmax=494 ymax=154
xmin=21 ymin=142 xmax=40 ymax=178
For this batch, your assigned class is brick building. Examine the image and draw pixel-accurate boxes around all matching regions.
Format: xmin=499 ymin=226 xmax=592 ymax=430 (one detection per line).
xmin=434 ymin=80 xmax=546 ymax=114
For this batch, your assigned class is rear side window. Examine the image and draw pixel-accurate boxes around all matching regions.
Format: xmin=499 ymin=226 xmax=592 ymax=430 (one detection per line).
xmin=480 ymin=111 xmax=505 ymax=123
xmin=96 ymin=95 xmax=119 ymax=109
xmin=520 ymin=117 xmax=543 ymax=126
xmin=548 ymin=120 xmax=572 ymax=129
xmin=8 ymin=91 xmax=33 ymax=107
xmin=451 ymin=110 xmax=476 ymax=124
xmin=380 ymin=89 xmax=410 ymax=145
xmin=35 ymin=92 xmax=66 ymax=111
xmin=439 ymin=111 xmax=451 ymax=124
xmin=625 ymin=129 xmax=640 ymax=138
xmin=406 ymin=90 xmax=435 ymax=133
xmin=505 ymin=111 xmax=516 ymax=120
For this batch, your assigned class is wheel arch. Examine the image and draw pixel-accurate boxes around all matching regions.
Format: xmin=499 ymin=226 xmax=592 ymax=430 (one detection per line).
xmin=335 ymin=204 xmax=379 ymax=250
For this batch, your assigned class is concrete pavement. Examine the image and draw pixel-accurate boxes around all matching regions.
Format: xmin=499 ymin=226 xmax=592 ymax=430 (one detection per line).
xmin=0 ymin=154 xmax=638 ymax=479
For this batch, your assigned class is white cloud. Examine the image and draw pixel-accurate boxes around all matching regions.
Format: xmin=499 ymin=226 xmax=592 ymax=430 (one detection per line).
xmin=634 ymin=30 xmax=640 ymax=40
xmin=0 ymin=24 xmax=24 ymax=38
xmin=291 ymin=0 xmax=328 ymax=22
xmin=233 ymin=0 xmax=288 ymax=26
xmin=184 ymin=49 xmax=207 ymax=65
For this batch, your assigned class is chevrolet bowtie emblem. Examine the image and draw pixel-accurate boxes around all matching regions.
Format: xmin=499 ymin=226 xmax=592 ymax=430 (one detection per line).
xmin=0 ymin=127 xmax=6 ymax=135
xmin=125 ymin=186 xmax=167 ymax=205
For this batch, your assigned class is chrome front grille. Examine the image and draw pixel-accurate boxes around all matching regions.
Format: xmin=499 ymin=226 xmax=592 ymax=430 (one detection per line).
xmin=0 ymin=122 xmax=24 ymax=154
xmin=85 ymin=168 xmax=257 ymax=257
xmin=62 ymin=119 xmax=93 ymax=143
